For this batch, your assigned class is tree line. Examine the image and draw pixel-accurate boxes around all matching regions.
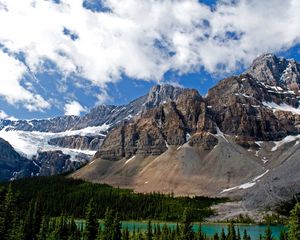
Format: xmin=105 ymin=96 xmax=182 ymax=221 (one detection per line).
xmin=1 ymin=177 xmax=300 ymax=239
xmin=0 ymin=176 xmax=225 ymax=221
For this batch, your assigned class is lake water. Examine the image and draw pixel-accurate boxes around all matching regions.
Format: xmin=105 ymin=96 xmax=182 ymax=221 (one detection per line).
xmin=122 ymin=222 xmax=285 ymax=239
xmin=76 ymin=220 xmax=285 ymax=239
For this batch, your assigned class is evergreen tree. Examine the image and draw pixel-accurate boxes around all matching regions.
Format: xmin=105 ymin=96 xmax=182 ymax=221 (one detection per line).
xmin=68 ymin=216 xmax=81 ymax=240
xmin=0 ymin=184 xmax=19 ymax=240
xmin=214 ymin=232 xmax=220 ymax=240
xmin=146 ymin=221 xmax=153 ymax=240
xmin=221 ymin=228 xmax=226 ymax=240
xmin=237 ymin=229 xmax=241 ymax=240
xmin=22 ymin=198 xmax=43 ymax=240
xmin=37 ymin=216 xmax=49 ymax=240
xmin=180 ymin=208 xmax=194 ymax=240
xmin=122 ymin=227 xmax=129 ymax=240
xmin=288 ymin=203 xmax=300 ymax=240
xmin=242 ymin=230 xmax=248 ymax=240
xmin=197 ymin=224 xmax=204 ymax=240
xmin=226 ymin=223 xmax=237 ymax=240
xmin=264 ymin=226 xmax=272 ymax=240
xmin=85 ymin=200 xmax=99 ymax=240
xmin=279 ymin=229 xmax=287 ymax=240
xmin=103 ymin=208 xmax=115 ymax=240
xmin=112 ymin=213 xmax=122 ymax=240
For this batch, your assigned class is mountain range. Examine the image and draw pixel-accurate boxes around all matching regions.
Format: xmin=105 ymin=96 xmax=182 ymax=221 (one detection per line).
xmin=1 ymin=53 xmax=300 ymax=217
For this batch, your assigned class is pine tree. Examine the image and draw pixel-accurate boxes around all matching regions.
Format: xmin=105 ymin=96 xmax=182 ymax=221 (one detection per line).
xmin=37 ymin=216 xmax=49 ymax=240
xmin=146 ymin=220 xmax=153 ymax=240
xmin=214 ymin=232 xmax=220 ymax=240
xmin=85 ymin=200 xmax=98 ymax=240
xmin=288 ymin=203 xmax=300 ymax=240
xmin=279 ymin=229 xmax=287 ymax=240
xmin=242 ymin=230 xmax=248 ymax=240
xmin=68 ymin=216 xmax=81 ymax=240
xmin=112 ymin=213 xmax=122 ymax=240
xmin=122 ymin=227 xmax=129 ymax=240
xmin=226 ymin=223 xmax=237 ymax=240
xmin=180 ymin=208 xmax=194 ymax=240
xmin=221 ymin=228 xmax=226 ymax=240
xmin=22 ymin=199 xmax=43 ymax=240
xmin=0 ymin=184 xmax=19 ymax=240
xmin=237 ymin=229 xmax=241 ymax=240
xmin=264 ymin=226 xmax=272 ymax=240
xmin=197 ymin=224 xmax=204 ymax=240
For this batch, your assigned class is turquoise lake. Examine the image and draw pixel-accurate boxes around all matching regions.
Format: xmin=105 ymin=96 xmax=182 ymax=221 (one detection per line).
xmin=76 ymin=220 xmax=285 ymax=239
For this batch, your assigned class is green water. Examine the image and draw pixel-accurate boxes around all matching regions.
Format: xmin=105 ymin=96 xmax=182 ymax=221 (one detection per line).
xmin=76 ymin=220 xmax=285 ymax=239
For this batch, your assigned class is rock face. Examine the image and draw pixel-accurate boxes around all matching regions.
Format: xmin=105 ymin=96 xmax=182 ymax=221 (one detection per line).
xmin=246 ymin=53 xmax=300 ymax=91
xmin=97 ymin=89 xmax=217 ymax=160
xmin=0 ymin=138 xmax=38 ymax=181
xmin=48 ymin=135 xmax=104 ymax=151
xmin=206 ymin=74 xmax=300 ymax=141
xmin=33 ymin=151 xmax=88 ymax=176
xmin=0 ymin=116 xmax=81 ymax=133
xmin=2 ymin=53 xmax=300 ymax=212
xmin=72 ymin=54 xmax=300 ymax=211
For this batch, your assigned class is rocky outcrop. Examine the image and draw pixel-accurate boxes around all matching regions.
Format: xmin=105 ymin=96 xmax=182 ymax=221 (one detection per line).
xmin=33 ymin=151 xmax=88 ymax=176
xmin=95 ymin=54 xmax=300 ymax=161
xmin=97 ymin=89 xmax=217 ymax=160
xmin=0 ymin=116 xmax=80 ymax=133
xmin=48 ymin=135 xmax=104 ymax=150
xmin=246 ymin=53 xmax=300 ymax=91
xmin=0 ymin=138 xmax=38 ymax=181
xmin=206 ymin=74 xmax=300 ymax=141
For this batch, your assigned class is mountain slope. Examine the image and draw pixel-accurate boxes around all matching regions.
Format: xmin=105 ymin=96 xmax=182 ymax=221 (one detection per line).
xmin=0 ymin=137 xmax=37 ymax=181
xmin=72 ymin=54 xmax=300 ymax=211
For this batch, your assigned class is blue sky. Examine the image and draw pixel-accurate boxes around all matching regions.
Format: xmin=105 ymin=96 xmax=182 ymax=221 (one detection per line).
xmin=0 ymin=0 xmax=299 ymax=120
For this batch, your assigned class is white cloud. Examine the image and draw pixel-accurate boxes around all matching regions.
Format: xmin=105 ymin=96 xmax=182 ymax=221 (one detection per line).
xmin=0 ymin=50 xmax=50 ymax=111
xmin=0 ymin=0 xmax=299 ymax=110
xmin=0 ymin=110 xmax=8 ymax=119
xmin=64 ymin=100 xmax=86 ymax=116
xmin=0 ymin=110 xmax=17 ymax=120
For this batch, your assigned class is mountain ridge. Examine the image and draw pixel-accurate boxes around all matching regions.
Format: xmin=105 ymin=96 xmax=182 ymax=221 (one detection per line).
xmin=1 ymin=53 xmax=300 ymax=215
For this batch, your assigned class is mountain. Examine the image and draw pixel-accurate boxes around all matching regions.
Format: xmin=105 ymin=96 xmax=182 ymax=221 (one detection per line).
xmin=0 ymin=84 xmax=186 ymax=181
xmin=1 ymin=53 xmax=300 ymax=216
xmin=0 ymin=137 xmax=38 ymax=181
xmin=72 ymin=53 xmax=300 ymax=214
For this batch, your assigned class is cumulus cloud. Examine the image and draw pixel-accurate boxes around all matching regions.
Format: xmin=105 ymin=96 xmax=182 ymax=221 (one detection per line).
xmin=64 ymin=100 xmax=86 ymax=116
xmin=0 ymin=0 xmax=299 ymax=110
xmin=0 ymin=110 xmax=17 ymax=120
xmin=0 ymin=50 xmax=50 ymax=111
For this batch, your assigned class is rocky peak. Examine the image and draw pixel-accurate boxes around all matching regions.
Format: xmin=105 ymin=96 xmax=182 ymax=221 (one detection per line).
xmin=246 ymin=53 xmax=300 ymax=91
xmin=143 ymin=84 xmax=186 ymax=109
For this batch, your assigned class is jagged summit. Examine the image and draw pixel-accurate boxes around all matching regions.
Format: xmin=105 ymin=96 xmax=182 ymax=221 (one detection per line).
xmin=246 ymin=53 xmax=300 ymax=90
xmin=144 ymin=84 xmax=187 ymax=109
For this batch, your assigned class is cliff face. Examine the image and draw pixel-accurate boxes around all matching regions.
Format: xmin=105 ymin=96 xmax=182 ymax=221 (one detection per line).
xmin=97 ymin=88 xmax=217 ymax=160
xmin=0 ymin=138 xmax=38 ymax=181
xmin=72 ymin=54 xmax=300 ymax=209
xmin=246 ymin=53 xmax=300 ymax=90
xmin=96 ymin=59 xmax=300 ymax=160
xmin=48 ymin=135 xmax=104 ymax=151
xmin=206 ymin=74 xmax=300 ymax=141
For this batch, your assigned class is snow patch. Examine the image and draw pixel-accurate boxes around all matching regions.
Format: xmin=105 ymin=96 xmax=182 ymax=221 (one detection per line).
xmin=89 ymin=160 xmax=95 ymax=165
xmin=272 ymin=135 xmax=300 ymax=151
xmin=221 ymin=170 xmax=269 ymax=193
xmin=262 ymin=102 xmax=300 ymax=115
xmin=0 ymin=126 xmax=102 ymax=159
xmin=186 ymin=133 xmax=191 ymax=142
xmin=125 ymin=155 xmax=135 ymax=165
xmin=216 ymin=127 xmax=228 ymax=143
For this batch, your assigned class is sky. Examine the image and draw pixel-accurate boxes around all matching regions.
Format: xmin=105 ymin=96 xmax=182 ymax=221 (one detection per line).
xmin=0 ymin=0 xmax=299 ymax=120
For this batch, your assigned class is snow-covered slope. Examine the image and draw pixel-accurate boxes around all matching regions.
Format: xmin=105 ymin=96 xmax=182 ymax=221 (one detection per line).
xmin=0 ymin=125 xmax=109 ymax=159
